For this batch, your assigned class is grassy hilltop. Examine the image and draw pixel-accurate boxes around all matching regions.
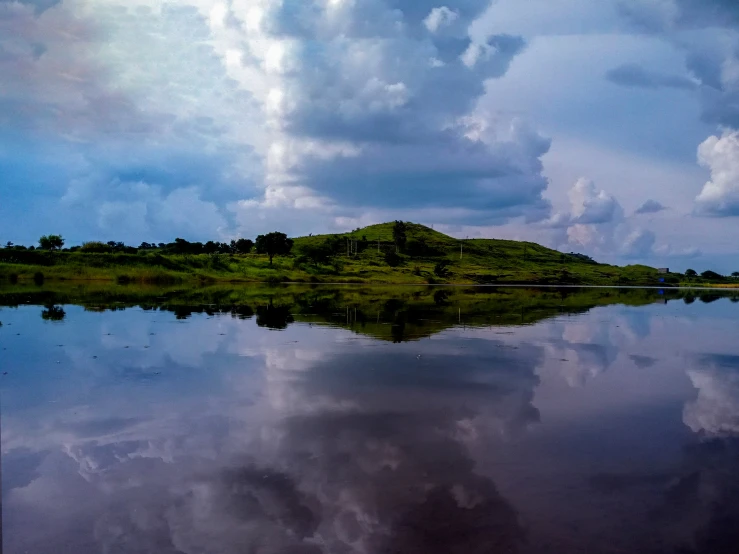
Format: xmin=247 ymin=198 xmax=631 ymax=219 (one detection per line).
xmin=0 ymin=221 xmax=672 ymax=286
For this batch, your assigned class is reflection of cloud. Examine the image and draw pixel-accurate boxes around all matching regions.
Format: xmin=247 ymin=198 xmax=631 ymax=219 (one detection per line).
xmin=630 ymin=354 xmax=658 ymax=369
xmin=2 ymin=311 xmax=535 ymax=553
xmin=539 ymin=312 xmax=653 ymax=387
xmin=636 ymin=437 xmax=739 ymax=554
xmin=544 ymin=319 xmax=620 ymax=387
xmin=684 ymin=355 xmax=739 ymax=436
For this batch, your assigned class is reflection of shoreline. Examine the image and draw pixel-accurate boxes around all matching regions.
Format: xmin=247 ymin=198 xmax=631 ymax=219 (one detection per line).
xmin=3 ymin=290 xmax=739 ymax=553
xmin=0 ymin=284 xmax=720 ymax=343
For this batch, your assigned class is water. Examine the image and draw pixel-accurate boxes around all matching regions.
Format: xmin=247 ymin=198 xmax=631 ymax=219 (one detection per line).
xmin=1 ymin=285 xmax=739 ymax=553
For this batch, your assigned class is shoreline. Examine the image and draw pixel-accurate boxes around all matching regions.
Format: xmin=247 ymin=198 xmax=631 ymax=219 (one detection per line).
xmin=0 ymin=272 xmax=736 ymax=290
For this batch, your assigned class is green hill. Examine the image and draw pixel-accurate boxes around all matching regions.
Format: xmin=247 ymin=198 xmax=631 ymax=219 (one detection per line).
xmin=0 ymin=221 xmax=675 ymax=286
xmin=291 ymin=221 xmax=667 ymax=286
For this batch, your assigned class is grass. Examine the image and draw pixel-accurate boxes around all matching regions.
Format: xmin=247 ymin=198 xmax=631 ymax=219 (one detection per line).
xmin=0 ymin=222 xmax=683 ymax=286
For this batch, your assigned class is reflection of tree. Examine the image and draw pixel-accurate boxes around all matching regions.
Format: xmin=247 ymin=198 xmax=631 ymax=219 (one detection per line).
xmin=41 ymin=304 xmax=66 ymax=321
xmin=172 ymin=306 xmax=194 ymax=319
xmin=230 ymin=305 xmax=254 ymax=320
xmin=391 ymin=317 xmax=406 ymax=343
xmin=256 ymin=298 xmax=294 ymax=330
xmin=433 ymin=289 xmax=451 ymax=306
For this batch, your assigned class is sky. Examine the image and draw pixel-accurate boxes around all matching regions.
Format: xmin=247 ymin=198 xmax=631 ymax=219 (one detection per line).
xmin=2 ymin=0 xmax=739 ymax=272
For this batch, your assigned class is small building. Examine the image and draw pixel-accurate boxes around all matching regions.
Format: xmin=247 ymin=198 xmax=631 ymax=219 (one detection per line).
xmin=657 ymin=268 xmax=669 ymax=274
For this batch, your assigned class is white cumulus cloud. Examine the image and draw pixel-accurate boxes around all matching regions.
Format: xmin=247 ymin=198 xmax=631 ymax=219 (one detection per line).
xmin=424 ymin=6 xmax=459 ymax=33
xmin=695 ymin=130 xmax=739 ymax=217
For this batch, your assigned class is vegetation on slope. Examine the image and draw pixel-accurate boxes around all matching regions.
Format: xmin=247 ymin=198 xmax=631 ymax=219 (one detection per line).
xmin=0 ymin=221 xmax=730 ymax=286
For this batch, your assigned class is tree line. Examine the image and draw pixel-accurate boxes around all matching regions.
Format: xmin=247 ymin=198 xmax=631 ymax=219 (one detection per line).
xmin=4 ymin=224 xmax=739 ymax=277
xmin=3 ymin=232 xmax=294 ymax=266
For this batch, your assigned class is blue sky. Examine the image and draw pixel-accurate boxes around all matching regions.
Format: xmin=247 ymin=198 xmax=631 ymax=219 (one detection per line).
xmin=2 ymin=0 xmax=739 ymax=271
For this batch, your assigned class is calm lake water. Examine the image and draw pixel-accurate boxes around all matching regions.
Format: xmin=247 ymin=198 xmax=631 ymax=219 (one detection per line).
xmin=1 ymin=285 xmax=739 ymax=553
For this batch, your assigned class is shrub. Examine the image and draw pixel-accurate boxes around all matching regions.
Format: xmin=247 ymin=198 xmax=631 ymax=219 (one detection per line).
xmin=434 ymin=260 xmax=451 ymax=278
xmin=296 ymin=240 xmax=336 ymax=266
xmin=406 ymin=239 xmax=443 ymax=257
xmin=384 ymin=250 xmax=402 ymax=267
xmin=81 ymin=241 xmax=113 ymax=253
xmin=38 ymin=234 xmax=64 ymax=251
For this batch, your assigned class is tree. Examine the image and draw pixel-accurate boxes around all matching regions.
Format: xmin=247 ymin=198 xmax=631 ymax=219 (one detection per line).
xmin=384 ymin=250 xmax=402 ymax=267
xmin=231 ymin=238 xmax=254 ymax=254
xmin=685 ymin=269 xmax=697 ymax=277
xmin=392 ymin=220 xmax=408 ymax=253
xmin=434 ymin=260 xmax=451 ymax=278
xmin=39 ymin=234 xmax=64 ymax=251
xmin=732 ymin=272 xmax=739 ymax=278
xmin=297 ymin=240 xmax=336 ymax=266
xmin=701 ymin=270 xmax=724 ymax=280
xmin=203 ymin=240 xmax=220 ymax=254
xmin=255 ymin=232 xmax=293 ymax=266
xmin=80 ymin=241 xmax=113 ymax=253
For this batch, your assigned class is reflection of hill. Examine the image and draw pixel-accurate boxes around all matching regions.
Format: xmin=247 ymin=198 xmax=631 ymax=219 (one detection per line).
xmin=1 ymin=284 xmax=736 ymax=342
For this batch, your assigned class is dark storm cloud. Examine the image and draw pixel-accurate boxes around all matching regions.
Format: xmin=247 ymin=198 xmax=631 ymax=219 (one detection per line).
xmin=1 ymin=0 xmax=554 ymax=239
xmin=616 ymin=1 xmax=739 ymax=130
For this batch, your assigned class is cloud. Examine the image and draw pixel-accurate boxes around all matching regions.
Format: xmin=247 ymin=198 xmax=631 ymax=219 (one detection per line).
xmin=606 ymin=63 xmax=697 ymax=90
xmin=616 ymin=1 xmax=739 ymax=128
xmin=541 ymin=178 xmax=682 ymax=261
xmin=542 ymin=178 xmax=627 ymax=255
xmin=635 ymin=199 xmax=667 ymax=214
xmin=618 ymin=0 xmax=739 ymax=31
xmin=0 ymin=0 xmax=264 ymax=242
xmin=569 ymin=177 xmax=622 ymax=224
xmin=621 ymin=228 xmax=657 ymax=258
xmin=423 ymin=6 xmax=460 ymax=33
xmin=209 ymin=0 xmax=541 ymax=220
xmin=0 ymin=0 xmax=557 ymax=243
xmin=695 ymin=130 xmax=739 ymax=217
